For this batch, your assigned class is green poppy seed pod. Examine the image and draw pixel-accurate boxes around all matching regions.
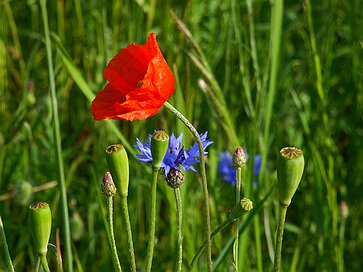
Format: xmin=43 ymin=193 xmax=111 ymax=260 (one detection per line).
xmin=105 ymin=144 xmax=129 ymax=198
xmin=277 ymin=147 xmax=305 ymax=207
xmin=151 ymin=130 xmax=169 ymax=169
xmin=232 ymin=147 xmax=247 ymax=169
xmin=101 ymin=172 xmax=117 ymax=197
xmin=166 ymin=168 xmax=184 ymax=189
xmin=228 ymin=198 xmax=253 ymax=220
xmin=28 ymin=202 xmax=52 ymax=255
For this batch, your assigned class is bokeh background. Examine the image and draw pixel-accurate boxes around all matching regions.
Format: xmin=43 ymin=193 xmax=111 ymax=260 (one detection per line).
xmin=0 ymin=0 xmax=362 ymax=271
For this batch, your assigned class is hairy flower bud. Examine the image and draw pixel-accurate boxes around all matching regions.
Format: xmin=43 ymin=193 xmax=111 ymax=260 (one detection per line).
xmin=101 ymin=172 xmax=117 ymax=197
xmin=166 ymin=168 xmax=184 ymax=189
xmin=228 ymin=198 xmax=253 ymax=220
xmin=277 ymin=147 xmax=304 ymax=207
xmin=232 ymin=147 xmax=247 ymax=169
xmin=105 ymin=144 xmax=129 ymax=198
xmin=29 ymin=202 xmax=52 ymax=255
xmin=13 ymin=180 xmax=33 ymax=206
xmin=151 ymin=130 xmax=169 ymax=169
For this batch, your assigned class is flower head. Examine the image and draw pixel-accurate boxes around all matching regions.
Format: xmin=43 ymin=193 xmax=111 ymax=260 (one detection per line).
xmin=218 ymin=152 xmax=236 ymax=186
xmin=135 ymin=131 xmax=212 ymax=176
xmin=92 ymin=33 xmax=175 ymax=121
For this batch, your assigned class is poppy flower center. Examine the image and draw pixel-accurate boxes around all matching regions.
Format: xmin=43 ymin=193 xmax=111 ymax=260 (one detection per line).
xmin=137 ymin=80 xmax=143 ymax=88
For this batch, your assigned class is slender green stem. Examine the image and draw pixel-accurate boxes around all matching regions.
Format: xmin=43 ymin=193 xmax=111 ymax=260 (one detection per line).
xmin=174 ymin=188 xmax=183 ymax=272
xmin=233 ymin=167 xmax=242 ymax=270
xmin=40 ymin=0 xmax=73 ymax=271
xmin=41 ymin=254 xmax=51 ymax=272
xmin=106 ymin=197 xmax=122 ymax=272
xmin=120 ymin=197 xmax=137 ymax=272
xmin=164 ymin=101 xmax=212 ymax=271
xmin=274 ymin=205 xmax=288 ymax=272
xmin=34 ymin=256 xmax=41 ymax=272
xmin=189 ymin=217 xmax=234 ymax=271
xmin=145 ymin=167 xmax=159 ymax=272
xmin=0 ymin=215 xmax=15 ymax=272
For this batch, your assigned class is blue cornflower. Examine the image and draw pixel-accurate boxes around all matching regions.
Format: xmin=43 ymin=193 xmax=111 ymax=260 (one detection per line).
xmin=135 ymin=131 xmax=212 ymax=176
xmin=218 ymin=150 xmax=262 ymax=187
xmin=218 ymin=152 xmax=236 ymax=186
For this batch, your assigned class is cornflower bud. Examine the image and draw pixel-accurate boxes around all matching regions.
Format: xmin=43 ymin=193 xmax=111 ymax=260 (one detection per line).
xmin=29 ymin=202 xmax=52 ymax=255
xmin=166 ymin=168 xmax=184 ymax=189
xmin=105 ymin=144 xmax=129 ymax=198
xmin=228 ymin=198 xmax=253 ymax=220
xmin=232 ymin=147 xmax=247 ymax=169
xmin=101 ymin=172 xmax=117 ymax=197
xmin=277 ymin=147 xmax=304 ymax=207
xmin=151 ymin=130 xmax=169 ymax=169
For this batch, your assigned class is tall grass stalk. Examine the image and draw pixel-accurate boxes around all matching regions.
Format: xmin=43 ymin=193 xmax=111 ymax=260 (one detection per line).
xmin=40 ymin=0 xmax=73 ymax=270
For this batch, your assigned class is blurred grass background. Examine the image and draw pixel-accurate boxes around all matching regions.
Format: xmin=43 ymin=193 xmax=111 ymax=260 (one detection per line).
xmin=0 ymin=0 xmax=362 ymax=271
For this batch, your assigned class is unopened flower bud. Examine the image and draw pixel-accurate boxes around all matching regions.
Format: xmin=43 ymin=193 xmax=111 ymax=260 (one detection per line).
xmin=277 ymin=147 xmax=304 ymax=207
xmin=166 ymin=168 xmax=184 ymax=189
xmin=70 ymin=212 xmax=85 ymax=241
xmin=29 ymin=202 xmax=52 ymax=255
xmin=101 ymin=172 xmax=117 ymax=197
xmin=151 ymin=130 xmax=169 ymax=169
xmin=105 ymin=144 xmax=129 ymax=198
xmin=228 ymin=198 xmax=253 ymax=220
xmin=13 ymin=180 xmax=33 ymax=206
xmin=232 ymin=147 xmax=247 ymax=169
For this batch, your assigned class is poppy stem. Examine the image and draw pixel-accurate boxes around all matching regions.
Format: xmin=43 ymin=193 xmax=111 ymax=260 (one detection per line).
xmin=120 ymin=197 xmax=137 ymax=272
xmin=164 ymin=101 xmax=213 ymax=271
xmin=106 ymin=196 xmax=122 ymax=272
xmin=274 ymin=205 xmax=288 ymax=272
xmin=0 ymin=216 xmax=15 ymax=272
xmin=145 ymin=167 xmax=159 ymax=272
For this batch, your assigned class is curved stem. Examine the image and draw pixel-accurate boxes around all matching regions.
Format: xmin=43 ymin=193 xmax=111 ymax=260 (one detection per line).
xmin=233 ymin=167 xmax=242 ymax=270
xmin=107 ymin=197 xmax=122 ymax=272
xmin=164 ymin=101 xmax=212 ymax=271
xmin=145 ymin=167 xmax=159 ymax=272
xmin=41 ymin=254 xmax=51 ymax=272
xmin=189 ymin=217 xmax=234 ymax=271
xmin=174 ymin=188 xmax=183 ymax=272
xmin=274 ymin=205 xmax=288 ymax=272
xmin=120 ymin=197 xmax=137 ymax=272
xmin=40 ymin=1 xmax=72 ymax=270
xmin=0 ymin=216 xmax=15 ymax=272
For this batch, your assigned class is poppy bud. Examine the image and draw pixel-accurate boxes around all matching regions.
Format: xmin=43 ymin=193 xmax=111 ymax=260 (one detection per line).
xmin=228 ymin=198 xmax=253 ymax=220
xmin=70 ymin=212 xmax=85 ymax=241
xmin=29 ymin=202 xmax=52 ymax=255
xmin=13 ymin=180 xmax=33 ymax=206
xmin=232 ymin=147 xmax=247 ymax=169
xmin=101 ymin=172 xmax=117 ymax=197
xmin=151 ymin=130 xmax=169 ymax=169
xmin=105 ymin=144 xmax=129 ymax=198
xmin=166 ymin=168 xmax=184 ymax=189
xmin=277 ymin=147 xmax=304 ymax=207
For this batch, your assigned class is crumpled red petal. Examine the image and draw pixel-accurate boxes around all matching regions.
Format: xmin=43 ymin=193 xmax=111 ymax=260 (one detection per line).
xmin=91 ymin=33 xmax=175 ymax=121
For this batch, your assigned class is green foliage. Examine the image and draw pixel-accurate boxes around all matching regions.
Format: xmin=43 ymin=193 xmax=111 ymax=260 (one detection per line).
xmin=0 ymin=0 xmax=362 ymax=271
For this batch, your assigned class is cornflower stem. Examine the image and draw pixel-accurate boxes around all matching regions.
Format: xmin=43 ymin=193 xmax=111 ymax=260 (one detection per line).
xmin=189 ymin=217 xmax=234 ymax=271
xmin=40 ymin=254 xmax=51 ymax=272
xmin=145 ymin=167 xmax=159 ymax=272
xmin=0 ymin=215 xmax=15 ymax=272
xmin=120 ymin=197 xmax=137 ymax=272
xmin=274 ymin=205 xmax=288 ymax=272
xmin=164 ymin=101 xmax=212 ymax=271
xmin=174 ymin=188 xmax=183 ymax=272
xmin=233 ymin=167 xmax=242 ymax=270
xmin=40 ymin=0 xmax=72 ymax=270
xmin=106 ymin=196 xmax=122 ymax=272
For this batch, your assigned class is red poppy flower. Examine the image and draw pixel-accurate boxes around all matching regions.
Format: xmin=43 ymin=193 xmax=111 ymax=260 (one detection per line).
xmin=91 ymin=33 xmax=175 ymax=121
